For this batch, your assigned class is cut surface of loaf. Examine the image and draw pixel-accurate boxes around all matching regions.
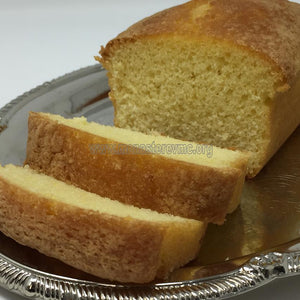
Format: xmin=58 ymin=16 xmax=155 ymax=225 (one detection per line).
xmin=98 ymin=0 xmax=300 ymax=177
xmin=25 ymin=112 xmax=249 ymax=224
xmin=0 ymin=164 xmax=206 ymax=283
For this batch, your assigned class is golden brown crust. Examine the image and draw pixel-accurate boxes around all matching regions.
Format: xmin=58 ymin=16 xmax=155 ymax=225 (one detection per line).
xmin=100 ymin=0 xmax=300 ymax=85
xmin=263 ymin=73 xmax=300 ymax=171
xmin=0 ymin=171 xmax=204 ymax=283
xmin=25 ymin=112 xmax=247 ymax=224
xmin=243 ymin=72 xmax=300 ymax=177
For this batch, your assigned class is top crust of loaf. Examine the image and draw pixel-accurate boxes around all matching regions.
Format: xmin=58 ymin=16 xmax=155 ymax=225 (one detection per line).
xmin=100 ymin=0 xmax=300 ymax=85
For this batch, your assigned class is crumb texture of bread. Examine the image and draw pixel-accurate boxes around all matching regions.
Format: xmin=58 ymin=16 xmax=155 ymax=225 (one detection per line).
xmin=0 ymin=164 xmax=206 ymax=283
xmin=25 ymin=112 xmax=249 ymax=224
xmin=98 ymin=0 xmax=300 ymax=177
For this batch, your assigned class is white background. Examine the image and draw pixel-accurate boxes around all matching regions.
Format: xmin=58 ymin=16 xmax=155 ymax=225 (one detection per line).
xmin=0 ymin=0 xmax=300 ymax=299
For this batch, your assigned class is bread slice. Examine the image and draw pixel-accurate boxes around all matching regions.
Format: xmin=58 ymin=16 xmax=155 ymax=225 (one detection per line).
xmin=97 ymin=0 xmax=300 ymax=178
xmin=25 ymin=112 xmax=249 ymax=224
xmin=0 ymin=164 xmax=206 ymax=283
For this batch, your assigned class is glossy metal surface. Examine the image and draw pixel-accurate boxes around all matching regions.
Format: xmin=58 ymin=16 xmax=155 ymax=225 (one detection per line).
xmin=0 ymin=64 xmax=299 ymax=299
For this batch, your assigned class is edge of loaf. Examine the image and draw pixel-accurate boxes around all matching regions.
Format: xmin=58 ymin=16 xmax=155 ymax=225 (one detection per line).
xmin=97 ymin=0 xmax=300 ymax=178
xmin=0 ymin=164 xmax=206 ymax=283
xmin=25 ymin=112 xmax=249 ymax=224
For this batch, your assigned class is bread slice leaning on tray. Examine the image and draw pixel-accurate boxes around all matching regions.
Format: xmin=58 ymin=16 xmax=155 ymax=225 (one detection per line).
xmin=25 ymin=112 xmax=249 ymax=225
xmin=0 ymin=164 xmax=207 ymax=283
xmin=98 ymin=0 xmax=300 ymax=178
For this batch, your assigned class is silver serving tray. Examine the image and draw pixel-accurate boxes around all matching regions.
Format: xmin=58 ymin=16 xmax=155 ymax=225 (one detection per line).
xmin=0 ymin=64 xmax=300 ymax=300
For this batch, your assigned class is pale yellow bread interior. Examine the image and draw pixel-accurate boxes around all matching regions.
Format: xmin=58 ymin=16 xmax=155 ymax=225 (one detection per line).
xmin=46 ymin=113 xmax=249 ymax=170
xmin=101 ymin=38 xmax=282 ymax=177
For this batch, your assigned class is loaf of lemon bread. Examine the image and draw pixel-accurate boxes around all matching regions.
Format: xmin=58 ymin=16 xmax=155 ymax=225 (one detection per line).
xmin=25 ymin=112 xmax=248 ymax=224
xmin=98 ymin=0 xmax=300 ymax=177
xmin=0 ymin=164 xmax=206 ymax=283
